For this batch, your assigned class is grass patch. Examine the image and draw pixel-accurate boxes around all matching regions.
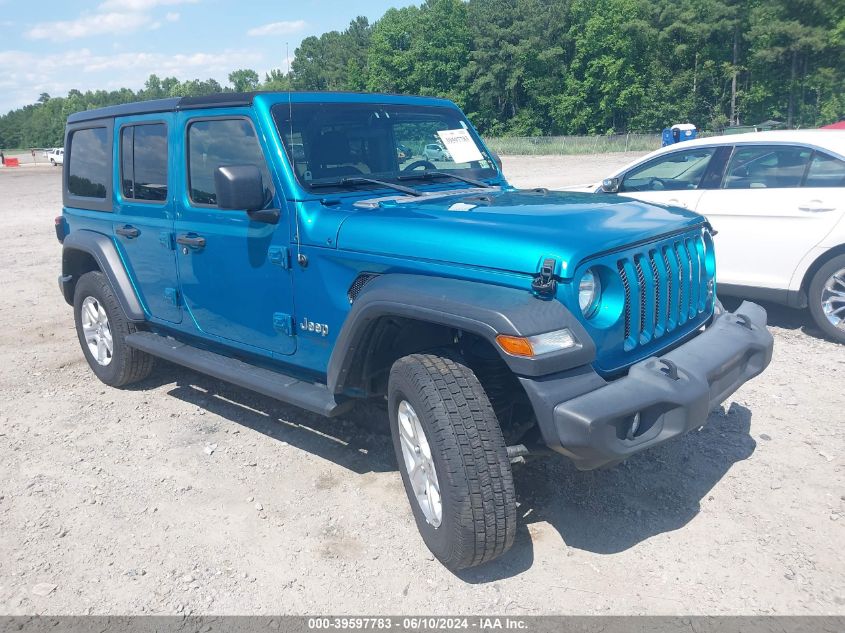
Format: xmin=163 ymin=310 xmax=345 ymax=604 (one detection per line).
xmin=483 ymin=134 xmax=662 ymax=156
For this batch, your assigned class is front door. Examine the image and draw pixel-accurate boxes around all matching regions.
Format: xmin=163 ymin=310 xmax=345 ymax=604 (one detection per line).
xmin=617 ymin=146 xmax=721 ymax=211
xmin=696 ymin=145 xmax=845 ymax=290
xmin=113 ymin=117 xmax=181 ymax=324
xmin=173 ymin=113 xmax=296 ymax=356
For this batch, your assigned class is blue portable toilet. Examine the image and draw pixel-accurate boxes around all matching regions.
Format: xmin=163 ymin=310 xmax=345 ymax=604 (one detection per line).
xmin=661 ymin=123 xmax=698 ymax=147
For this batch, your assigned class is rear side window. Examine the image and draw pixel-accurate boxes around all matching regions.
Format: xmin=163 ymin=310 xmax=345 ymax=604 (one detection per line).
xmin=68 ymin=127 xmax=109 ymax=198
xmin=187 ymin=118 xmax=272 ymax=206
xmin=120 ymin=123 xmax=168 ymax=202
xmin=723 ymin=145 xmax=811 ymax=189
xmin=805 ymin=152 xmax=845 ymax=188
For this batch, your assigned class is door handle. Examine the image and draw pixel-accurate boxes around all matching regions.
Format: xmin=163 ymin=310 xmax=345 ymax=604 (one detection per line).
xmin=176 ymin=234 xmax=206 ymax=249
xmin=115 ymin=225 xmax=140 ymax=239
xmin=799 ymin=201 xmax=835 ymax=212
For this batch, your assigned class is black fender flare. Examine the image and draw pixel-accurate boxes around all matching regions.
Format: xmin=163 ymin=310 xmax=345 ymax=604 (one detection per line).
xmin=61 ymin=230 xmax=145 ymax=322
xmin=327 ymin=274 xmax=596 ymax=394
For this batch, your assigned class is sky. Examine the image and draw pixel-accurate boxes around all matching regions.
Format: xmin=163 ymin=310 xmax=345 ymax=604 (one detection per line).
xmin=0 ymin=0 xmax=416 ymax=115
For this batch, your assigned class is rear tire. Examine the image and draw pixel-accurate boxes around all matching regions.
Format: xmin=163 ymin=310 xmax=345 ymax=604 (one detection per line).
xmin=388 ymin=351 xmax=516 ymax=570
xmin=807 ymin=254 xmax=845 ymax=344
xmin=73 ymin=271 xmax=154 ymax=386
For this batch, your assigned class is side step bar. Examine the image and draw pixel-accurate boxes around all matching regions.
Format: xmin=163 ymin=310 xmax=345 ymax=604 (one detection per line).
xmin=125 ymin=331 xmax=351 ymax=417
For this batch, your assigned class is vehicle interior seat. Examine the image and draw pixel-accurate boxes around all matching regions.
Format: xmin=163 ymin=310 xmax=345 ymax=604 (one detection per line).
xmin=773 ymin=151 xmax=810 ymax=187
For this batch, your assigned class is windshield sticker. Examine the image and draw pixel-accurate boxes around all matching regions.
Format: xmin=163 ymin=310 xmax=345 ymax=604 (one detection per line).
xmin=436 ymin=129 xmax=484 ymax=163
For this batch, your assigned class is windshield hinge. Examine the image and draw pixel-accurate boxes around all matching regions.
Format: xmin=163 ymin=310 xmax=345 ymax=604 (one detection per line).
xmin=532 ymin=258 xmax=558 ymax=297
xmin=268 ymin=246 xmax=291 ymax=269
xmin=273 ymin=312 xmax=295 ymax=336
xmin=159 ymin=231 xmax=175 ymax=250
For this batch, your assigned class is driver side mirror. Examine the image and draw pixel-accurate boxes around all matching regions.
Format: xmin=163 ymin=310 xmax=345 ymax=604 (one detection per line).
xmin=214 ymin=164 xmax=279 ymax=224
xmin=601 ymin=177 xmax=621 ymax=193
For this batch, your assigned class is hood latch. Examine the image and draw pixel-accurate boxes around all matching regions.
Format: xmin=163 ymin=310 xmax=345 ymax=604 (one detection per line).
xmin=532 ymin=258 xmax=558 ymax=297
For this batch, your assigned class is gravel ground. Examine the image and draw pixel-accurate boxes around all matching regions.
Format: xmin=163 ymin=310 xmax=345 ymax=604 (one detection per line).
xmin=0 ymin=157 xmax=843 ymax=616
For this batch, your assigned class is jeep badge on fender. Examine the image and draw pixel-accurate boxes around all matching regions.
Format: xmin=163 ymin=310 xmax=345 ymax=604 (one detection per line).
xmin=57 ymin=91 xmax=774 ymax=571
xmin=300 ymin=317 xmax=329 ymax=336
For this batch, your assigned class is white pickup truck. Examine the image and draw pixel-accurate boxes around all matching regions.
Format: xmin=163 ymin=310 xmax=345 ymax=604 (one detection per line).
xmin=47 ymin=148 xmax=64 ymax=166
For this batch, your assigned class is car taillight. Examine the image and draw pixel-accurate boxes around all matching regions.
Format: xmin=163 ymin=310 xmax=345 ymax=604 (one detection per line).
xmin=55 ymin=216 xmax=68 ymax=243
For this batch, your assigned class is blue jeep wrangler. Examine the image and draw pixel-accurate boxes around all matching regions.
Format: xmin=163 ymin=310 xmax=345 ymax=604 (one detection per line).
xmin=57 ymin=92 xmax=773 ymax=570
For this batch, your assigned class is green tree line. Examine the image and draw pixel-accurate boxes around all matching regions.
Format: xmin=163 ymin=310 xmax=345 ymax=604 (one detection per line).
xmin=1 ymin=0 xmax=842 ymax=149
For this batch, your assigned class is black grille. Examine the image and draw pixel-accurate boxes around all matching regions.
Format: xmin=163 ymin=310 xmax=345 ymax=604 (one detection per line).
xmin=618 ymin=263 xmax=632 ymax=342
xmin=634 ymin=256 xmax=647 ymax=336
xmin=673 ymin=244 xmax=685 ymax=311
xmin=616 ymin=230 xmax=711 ymax=351
xmin=662 ymin=248 xmax=673 ymax=325
xmin=347 ymin=273 xmax=379 ymax=303
xmin=649 ymin=251 xmax=661 ymax=331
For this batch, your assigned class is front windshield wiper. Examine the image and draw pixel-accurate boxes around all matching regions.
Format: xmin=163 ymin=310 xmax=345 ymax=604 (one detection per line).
xmin=308 ymin=177 xmax=422 ymax=197
xmin=397 ymin=171 xmax=493 ymax=188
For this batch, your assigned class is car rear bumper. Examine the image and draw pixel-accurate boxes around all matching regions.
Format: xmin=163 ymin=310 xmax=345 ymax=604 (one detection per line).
xmin=521 ymin=301 xmax=774 ymax=470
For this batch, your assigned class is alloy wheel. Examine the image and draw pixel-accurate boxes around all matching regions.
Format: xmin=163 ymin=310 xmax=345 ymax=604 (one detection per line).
xmin=396 ymin=400 xmax=442 ymax=527
xmin=821 ymin=267 xmax=845 ymax=330
xmin=80 ymin=296 xmax=113 ymax=366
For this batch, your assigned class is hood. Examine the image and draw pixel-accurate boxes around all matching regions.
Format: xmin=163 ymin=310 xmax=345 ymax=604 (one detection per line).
xmin=336 ymin=189 xmax=706 ymax=278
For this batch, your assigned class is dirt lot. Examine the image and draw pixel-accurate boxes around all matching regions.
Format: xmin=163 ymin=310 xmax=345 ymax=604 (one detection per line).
xmin=0 ymin=157 xmax=843 ymax=616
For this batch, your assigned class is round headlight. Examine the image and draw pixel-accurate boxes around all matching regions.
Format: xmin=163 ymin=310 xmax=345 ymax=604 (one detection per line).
xmin=579 ymin=269 xmax=602 ymax=318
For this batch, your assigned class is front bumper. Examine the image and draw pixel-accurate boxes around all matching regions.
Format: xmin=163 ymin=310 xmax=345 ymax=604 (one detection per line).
xmin=58 ymin=274 xmax=74 ymax=305
xmin=522 ymin=301 xmax=773 ymax=470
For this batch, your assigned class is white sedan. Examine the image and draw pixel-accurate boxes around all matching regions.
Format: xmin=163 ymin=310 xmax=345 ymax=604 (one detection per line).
xmin=583 ymin=130 xmax=845 ymax=343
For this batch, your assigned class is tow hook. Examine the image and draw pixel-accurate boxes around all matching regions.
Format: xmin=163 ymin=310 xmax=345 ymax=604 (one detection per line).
xmin=659 ymin=358 xmax=680 ymax=380
xmin=736 ymin=313 xmax=753 ymax=330
xmin=626 ymin=412 xmax=641 ymax=441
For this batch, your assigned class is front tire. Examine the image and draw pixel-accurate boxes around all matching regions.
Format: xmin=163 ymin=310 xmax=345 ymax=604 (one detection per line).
xmin=73 ymin=271 xmax=154 ymax=386
xmin=388 ymin=352 xmax=516 ymax=570
xmin=807 ymin=254 xmax=845 ymax=344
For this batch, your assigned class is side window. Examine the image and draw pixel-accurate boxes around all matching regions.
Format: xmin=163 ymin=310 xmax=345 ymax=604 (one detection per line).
xmin=804 ymin=152 xmax=845 ymax=188
xmin=68 ymin=127 xmax=109 ymax=198
xmin=120 ymin=127 xmax=133 ymax=198
xmin=187 ymin=118 xmax=272 ymax=206
xmin=723 ymin=145 xmax=811 ymax=189
xmin=621 ymin=148 xmax=716 ymax=192
xmin=120 ymin=123 xmax=168 ymax=202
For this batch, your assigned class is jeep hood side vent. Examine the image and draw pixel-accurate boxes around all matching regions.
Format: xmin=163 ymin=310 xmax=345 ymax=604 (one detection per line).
xmin=348 ymin=273 xmax=380 ymax=303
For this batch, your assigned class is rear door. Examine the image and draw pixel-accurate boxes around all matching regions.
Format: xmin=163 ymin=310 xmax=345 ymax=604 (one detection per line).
xmin=696 ymin=145 xmax=845 ymax=290
xmin=173 ymin=112 xmax=296 ymax=356
xmin=112 ymin=116 xmax=181 ymax=323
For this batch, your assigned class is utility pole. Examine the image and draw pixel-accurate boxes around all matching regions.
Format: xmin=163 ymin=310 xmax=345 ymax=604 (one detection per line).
xmin=730 ymin=24 xmax=739 ymax=126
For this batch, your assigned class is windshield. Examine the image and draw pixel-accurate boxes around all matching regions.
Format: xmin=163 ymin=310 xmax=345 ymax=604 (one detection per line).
xmin=272 ymin=102 xmax=498 ymax=194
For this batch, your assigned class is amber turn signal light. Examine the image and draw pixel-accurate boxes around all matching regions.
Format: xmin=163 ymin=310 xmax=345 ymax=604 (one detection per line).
xmin=496 ymin=328 xmax=578 ymax=358
xmin=495 ymin=335 xmax=534 ymax=357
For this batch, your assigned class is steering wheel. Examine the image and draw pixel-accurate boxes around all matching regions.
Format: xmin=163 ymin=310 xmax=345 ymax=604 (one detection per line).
xmin=649 ymin=177 xmax=668 ymax=191
xmin=402 ymin=160 xmax=437 ymax=172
